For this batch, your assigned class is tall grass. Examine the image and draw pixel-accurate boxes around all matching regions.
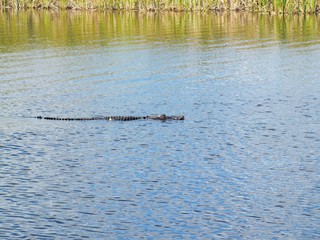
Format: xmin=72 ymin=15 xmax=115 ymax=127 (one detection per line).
xmin=0 ymin=0 xmax=319 ymax=13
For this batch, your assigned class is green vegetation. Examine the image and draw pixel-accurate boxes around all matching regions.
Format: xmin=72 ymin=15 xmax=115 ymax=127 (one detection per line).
xmin=0 ymin=0 xmax=319 ymax=13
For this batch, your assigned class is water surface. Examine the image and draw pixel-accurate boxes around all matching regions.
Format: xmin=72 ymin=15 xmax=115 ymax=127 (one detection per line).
xmin=1 ymin=11 xmax=320 ymax=239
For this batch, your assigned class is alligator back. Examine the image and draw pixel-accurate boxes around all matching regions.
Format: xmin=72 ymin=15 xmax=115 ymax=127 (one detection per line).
xmin=35 ymin=114 xmax=184 ymax=121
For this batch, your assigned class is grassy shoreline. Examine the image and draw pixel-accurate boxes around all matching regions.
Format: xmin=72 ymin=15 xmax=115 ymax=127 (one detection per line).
xmin=1 ymin=0 xmax=319 ymax=14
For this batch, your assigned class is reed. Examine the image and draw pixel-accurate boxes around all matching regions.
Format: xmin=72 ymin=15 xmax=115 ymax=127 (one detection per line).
xmin=0 ymin=0 xmax=319 ymax=13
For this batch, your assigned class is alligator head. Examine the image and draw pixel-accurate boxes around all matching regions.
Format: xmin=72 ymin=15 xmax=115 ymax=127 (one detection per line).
xmin=147 ymin=114 xmax=184 ymax=121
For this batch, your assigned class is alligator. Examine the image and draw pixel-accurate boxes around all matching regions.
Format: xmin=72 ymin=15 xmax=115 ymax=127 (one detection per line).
xmin=35 ymin=114 xmax=184 ymax=121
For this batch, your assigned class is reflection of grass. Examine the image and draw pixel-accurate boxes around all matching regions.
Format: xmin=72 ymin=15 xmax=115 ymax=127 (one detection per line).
xmin=0 ymin=0 xmax=319 ymax=13
xmin=1 ymin=11 xmax=319 ymax=53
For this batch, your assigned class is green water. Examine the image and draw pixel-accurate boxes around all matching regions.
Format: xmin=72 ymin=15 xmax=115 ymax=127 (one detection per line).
xmin=1 ymin=11 xmax=320 ymax=52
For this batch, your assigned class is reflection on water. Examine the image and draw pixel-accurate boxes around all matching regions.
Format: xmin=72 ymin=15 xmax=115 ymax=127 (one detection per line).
xmin=0 ymin=11 xmax=320 ymax=52
xmin=0 ymin=11 xmax=320 ymax=239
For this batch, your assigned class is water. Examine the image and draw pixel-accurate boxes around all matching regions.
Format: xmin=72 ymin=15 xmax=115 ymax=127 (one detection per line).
xmin=1 ymin=11 xmax=320 ymax=239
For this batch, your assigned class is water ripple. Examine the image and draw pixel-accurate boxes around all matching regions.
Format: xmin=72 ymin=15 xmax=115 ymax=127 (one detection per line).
xmin=1 ymin=11 xmax=320 ymax=240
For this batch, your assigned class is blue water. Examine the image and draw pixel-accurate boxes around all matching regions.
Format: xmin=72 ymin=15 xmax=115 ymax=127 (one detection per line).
xmin=1 ymin=12 xmax=320 ymax=239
